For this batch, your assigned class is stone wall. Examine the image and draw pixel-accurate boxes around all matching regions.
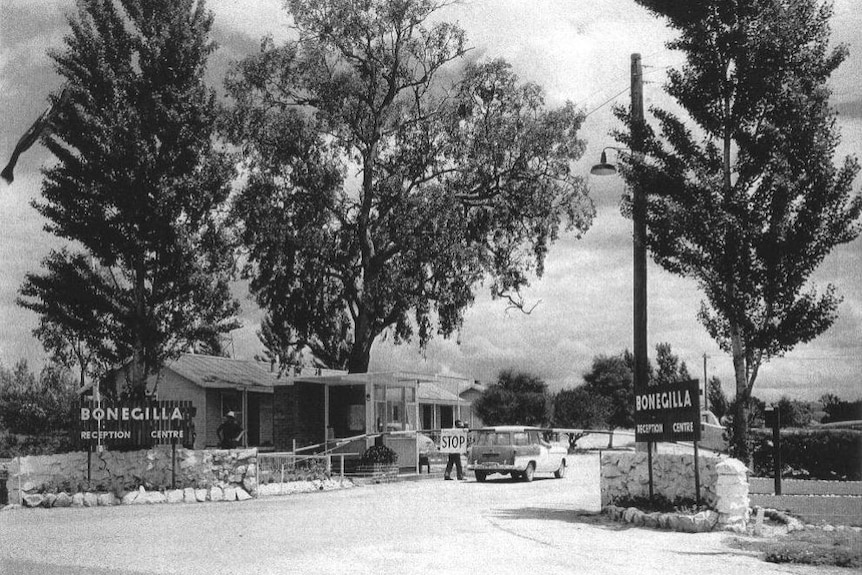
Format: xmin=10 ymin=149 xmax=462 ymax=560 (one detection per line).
xmin=600 ymin=452 xmax=749 ymax=529
xmin=5 ymin=447 xmax=259 ymax=506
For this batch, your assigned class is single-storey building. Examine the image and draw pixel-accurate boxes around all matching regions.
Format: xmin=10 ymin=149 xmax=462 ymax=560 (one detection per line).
xmin=106 ymin=354 xmax=483 ymax=460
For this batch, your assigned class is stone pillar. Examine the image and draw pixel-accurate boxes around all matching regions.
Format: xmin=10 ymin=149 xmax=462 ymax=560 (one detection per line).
xmin=715 ymin=458 xmax=750 ymax=531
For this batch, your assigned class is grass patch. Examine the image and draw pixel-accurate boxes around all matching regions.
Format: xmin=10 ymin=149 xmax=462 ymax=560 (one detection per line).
xmin=732 ymin=529 xmax=862 ymax=568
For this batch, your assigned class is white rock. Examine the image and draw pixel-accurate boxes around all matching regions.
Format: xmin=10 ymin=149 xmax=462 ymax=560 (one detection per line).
xmin=195 ymin=488 xmax=208 ymax=502
xmin=23 ymin=494 xmax=44 ymax=508
xmin=236 ymin=488 xmax=252 ymax=501
xmin=210 ymin=486 xmax=224 ymax=502
xmin=602 ymin=465 xmax=623 ymax=478
xmin=72 ymin=493 xmax=85 ymax=507
xmin=97 ymin=493 xmax=117 ymax=506
xmin=716 ymin=459 xmax=748 ymax=475
xmin=223 ymin=487 xmax=237 ymax=501
xmin=54 ymin=492 xmax=73 ymax=508
xmin=166 ymin=490 xmax=184 ymax=504
xmin=145 ymin=491 xmax=166 ymax=504
xmin=183 ymin=488 xmax=196 ymax=503
xmin=236 ymin=449 xmax=256 ymax=461
xmin=121 ymin=491 xmax=139 ymax=505
xmin=623 ymin=507 xmax=640 ymax=523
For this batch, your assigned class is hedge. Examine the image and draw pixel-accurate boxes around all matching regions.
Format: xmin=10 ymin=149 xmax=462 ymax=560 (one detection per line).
xmin=749 ymin=428 xmax=862 ymax=481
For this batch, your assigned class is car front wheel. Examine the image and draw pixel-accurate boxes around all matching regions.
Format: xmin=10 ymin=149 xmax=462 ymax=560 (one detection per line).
xmin=522 ymin=463 xmax=535 ymax=482
xmin=475 ymin=471 xmax=487 ymax=482
xmin=554 ymin=460 xmax=567 ymax=479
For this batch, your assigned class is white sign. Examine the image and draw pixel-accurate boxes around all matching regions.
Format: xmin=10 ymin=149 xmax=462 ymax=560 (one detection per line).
xmin=439 ymin=429 xmax=468 ymax=454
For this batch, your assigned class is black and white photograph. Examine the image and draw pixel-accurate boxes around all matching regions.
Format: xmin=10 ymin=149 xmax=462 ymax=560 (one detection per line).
xmin=1 ymin=1 xmax=860 ymax=573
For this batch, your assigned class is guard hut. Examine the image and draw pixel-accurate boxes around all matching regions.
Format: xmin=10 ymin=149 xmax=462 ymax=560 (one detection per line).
xmin=272 ymin=372 xmax=475 ymax=469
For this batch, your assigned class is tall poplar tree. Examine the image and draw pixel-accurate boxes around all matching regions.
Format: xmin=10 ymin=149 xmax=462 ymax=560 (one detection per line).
xmin=621 ymin=0 xmax=861 ymax=460
xmin=18 ymin=0 xmax=239 ymax=398
xmin=224 ymin=0 xmax=593 ymax=373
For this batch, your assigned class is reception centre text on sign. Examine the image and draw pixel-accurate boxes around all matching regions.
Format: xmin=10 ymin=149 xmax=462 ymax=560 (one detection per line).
xmin=634 ymin=379 xmax=701 ymax=443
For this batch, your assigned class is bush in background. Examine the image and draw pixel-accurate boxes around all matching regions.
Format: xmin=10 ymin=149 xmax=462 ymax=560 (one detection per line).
xmin=749 ymin=428 xmax=862 ymax=480
xmin=0 ymin=361 xmax=78 ymax=456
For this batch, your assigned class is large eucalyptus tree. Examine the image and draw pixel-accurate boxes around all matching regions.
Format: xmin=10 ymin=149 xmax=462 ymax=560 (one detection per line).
xmin=225 ymin=0 xmax=594 ymax=372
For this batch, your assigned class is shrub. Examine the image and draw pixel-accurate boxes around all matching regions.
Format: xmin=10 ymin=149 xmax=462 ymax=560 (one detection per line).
xmin=749 ymin=428 xmax=862 ymax=480
xmin=0 ymin=432 xmax=76 ymax=458
xmin=360 ymin=445 xmax=398 ymax=466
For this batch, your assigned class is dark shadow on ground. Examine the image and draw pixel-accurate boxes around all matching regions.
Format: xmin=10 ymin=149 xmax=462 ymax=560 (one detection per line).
xmin=1 ymin=559 xmax=151 ymax=575
xmin=487 ymin=507 xmax=632 ymax=531
xmin=469 ymin=475 xmax=558 ymax=484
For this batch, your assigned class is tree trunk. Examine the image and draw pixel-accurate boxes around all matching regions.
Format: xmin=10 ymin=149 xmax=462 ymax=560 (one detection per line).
xmin=130 ymin=260 xmax=147 ymax=400
xmin=730 ymin=325 xmax=750 ymax=465
xmin=347 ymin=311 xmax=374 ymax=373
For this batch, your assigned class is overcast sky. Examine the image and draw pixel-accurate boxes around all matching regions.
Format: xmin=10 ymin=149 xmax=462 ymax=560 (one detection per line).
xmin=1 ymin=0 xmax=860 ymax=402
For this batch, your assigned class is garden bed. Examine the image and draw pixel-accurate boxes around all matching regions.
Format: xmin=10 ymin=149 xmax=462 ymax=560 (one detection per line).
xmin=603 ymin=503 xmax=721 ymax=533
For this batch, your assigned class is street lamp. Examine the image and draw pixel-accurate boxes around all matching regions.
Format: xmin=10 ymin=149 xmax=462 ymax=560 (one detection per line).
xmin=589 ymin=148 xmax=619 ymax=177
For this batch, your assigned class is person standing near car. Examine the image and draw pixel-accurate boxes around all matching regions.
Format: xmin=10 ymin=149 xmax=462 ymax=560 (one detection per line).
xmin=444 ymin=419 xmax=467 ymax=480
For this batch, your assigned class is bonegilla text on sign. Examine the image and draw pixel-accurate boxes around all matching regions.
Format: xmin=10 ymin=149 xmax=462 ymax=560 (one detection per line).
xmin=80 ymin=406 xmax=185 ymax=422
xmin=635 ymin=389 xmax=693 ymax=412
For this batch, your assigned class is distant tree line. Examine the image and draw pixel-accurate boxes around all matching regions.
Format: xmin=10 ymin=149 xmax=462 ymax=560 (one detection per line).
xmin=473 ymin=342 xmax=860 ymax=441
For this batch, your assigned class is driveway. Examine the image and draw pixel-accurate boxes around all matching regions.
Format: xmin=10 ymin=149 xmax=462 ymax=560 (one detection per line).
xmin=0 ymin=453 xmax=847 ymax=575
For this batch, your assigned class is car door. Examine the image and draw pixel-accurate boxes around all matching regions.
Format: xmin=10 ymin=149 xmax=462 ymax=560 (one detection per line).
xmin=526 ymin=431 xmax=548 ymax=472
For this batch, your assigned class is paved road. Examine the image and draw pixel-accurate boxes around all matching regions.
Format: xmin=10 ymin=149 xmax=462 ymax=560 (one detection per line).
xmin=0 ymin=454 xmax=844 ymax=575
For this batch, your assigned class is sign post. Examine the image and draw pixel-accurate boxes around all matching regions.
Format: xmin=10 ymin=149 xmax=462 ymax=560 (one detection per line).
xmin=764 ymin=406 xmax=781 ymax=495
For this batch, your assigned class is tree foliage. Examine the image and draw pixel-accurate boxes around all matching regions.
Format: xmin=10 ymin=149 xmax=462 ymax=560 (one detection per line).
xmin=624 ymin=0 xmax=861 ymax=462
xmin=774 ymin=396 xmax=813 ymax=428
xmin=819 ymin=393 xmax=862 ymax=423
xmin=553 ymin=386 xmax=611 ymax=430
xmin=0 ymin=360 xmax=77 ymax=436
xmin=473 ymin=369 xmax=550 ymax=426
xmin=652 ymin=342 xmax=691 ymax=386
xmin=706 ymin=375 xmax=729 ymax=419
xmin=18 ymin=0 xmax=239 ymax=397
xmin=223 ymin=0 xmax=593 ymax=372
xmin=582 ymin=352 xmax=635 ymax=430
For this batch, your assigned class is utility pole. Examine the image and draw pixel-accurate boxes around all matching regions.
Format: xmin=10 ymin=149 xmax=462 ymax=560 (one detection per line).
xmin=630 ymin=53 xmax=654 ymax=500
xmin=631 ymin=53 xmax=647 ymax=399
xmin=702 ymin=353 xmax=709 ymax=413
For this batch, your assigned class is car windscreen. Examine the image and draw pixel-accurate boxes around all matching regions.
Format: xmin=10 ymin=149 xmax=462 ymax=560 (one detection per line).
xmin=475 ymin=432 xmax=510 ymax=446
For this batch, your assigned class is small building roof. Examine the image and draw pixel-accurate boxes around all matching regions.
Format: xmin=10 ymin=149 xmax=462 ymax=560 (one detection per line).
xmin=167 ymin=354 xmax=279 ymax=391
xmin=417 ymin=381 xmax=464 ymax=404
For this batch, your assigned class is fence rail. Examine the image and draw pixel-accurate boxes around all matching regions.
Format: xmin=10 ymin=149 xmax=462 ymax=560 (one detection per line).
xmin=256 ymin=452 xmax=360 ymax=495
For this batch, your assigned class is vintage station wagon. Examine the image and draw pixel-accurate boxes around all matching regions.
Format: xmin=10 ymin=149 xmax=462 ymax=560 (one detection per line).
xmin=467 ymin=426 xmax=568 ymax=482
